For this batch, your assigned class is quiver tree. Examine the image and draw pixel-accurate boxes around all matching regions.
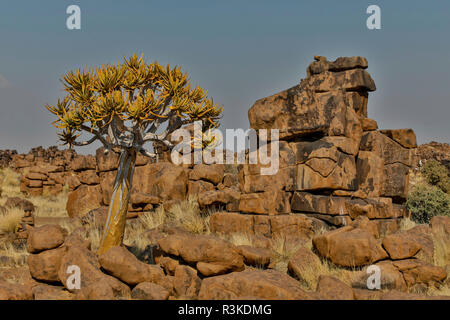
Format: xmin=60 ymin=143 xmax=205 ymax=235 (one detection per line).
xmin=46 ymin=54 xmax=223 ymax=254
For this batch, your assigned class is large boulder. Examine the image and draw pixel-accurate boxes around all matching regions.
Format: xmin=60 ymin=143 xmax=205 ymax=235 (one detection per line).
xmin=28 ymin=247 xmax=67 ymax=282
xmin=158 ymin=234 xmax=245 ymax=276
xmin=312 ymin=226 xmax=388 ymax=267
xmin=198 ymin=269 xmax=312 ymax=300
xmin=132 ymin=162 xmax=188 ymax=203
xmin=58 ymin=245 xmax=131 ymax=299
xmin=66 ymin=185 xmax=103 ymax=218
xmin=98 ymin=246 xmax=164 ymax=286
xmin=27 ymin=224 xmax=67 ymax=254
xmin=315 ymin=276 xmax=354 ymax=300
xmin=382 ymin=232 xmax=422 ymax=260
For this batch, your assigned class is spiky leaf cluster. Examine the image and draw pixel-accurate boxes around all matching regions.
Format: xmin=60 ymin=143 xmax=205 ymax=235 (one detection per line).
xmin=46 ymin=54 xmax=223 ymax=152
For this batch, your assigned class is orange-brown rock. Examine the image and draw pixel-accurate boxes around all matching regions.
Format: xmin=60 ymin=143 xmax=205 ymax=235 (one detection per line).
xmin=66 ymin=184 xmax=103 ymax=218
xmin=173 ymin=265 xmax=201 ymax=299
xmin=236 ymin=245 xmax=271 ymax=267
xmin=28 ymin=247 xmax=67 ymax=282
xmin=187 ymin=180 xmax=215 ymax=197
xmin=70 ymin=155 xmax=97 ymax=171
xmin=132 ymin=162 xmax=188 ymax=202
xmin=392 ymin=259 xmax=447 ymax=288
xmin=189 ymin=164 xmax=224 ymax=185
xmin=32 ymin=284 xmax=74 ymax=300
xmin=131 ymin=282 xmax=170 ymax=300
xmin=315 ymin=276 xmax=354 ymax=300
xmin=98 ymin=246 xmax=165 ymax=286
xmin=239 ymin=191 xmax=291 ymax=215
xmin=379 ymin=129 xmax=417 ymax=149
xmin=27 ymin=224 xmax=67 ymax=253
xmin=197 ymin=188 xmax=240 ymax=207
xmin=77 ymin=170 xmax=99 ymax=185
xmin=0 ymin=282 xmax=33 ymax=300
xmin=198 ymin=269 xmax=312 ymax=300
xmin=287 ymin=246 xmax=321 ymax=285
xmin=382 ymin=231 xmax=422 ymax=260
xmin=312 ymin=226 xmax=388 ymax=267
xmin=158 ymin=234 xmax=244 ymax=276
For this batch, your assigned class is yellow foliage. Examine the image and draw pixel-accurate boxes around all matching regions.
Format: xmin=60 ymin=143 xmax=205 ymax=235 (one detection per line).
xmin=46 ymin=54 xmax=223 ymax=148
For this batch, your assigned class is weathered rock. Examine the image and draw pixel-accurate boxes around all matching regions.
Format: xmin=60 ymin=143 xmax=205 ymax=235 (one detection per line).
xmin=27 ymin=224 xmax=67 ymax=253
xmin=313 ymin=226 xmax=388 ymax=267
xmin=316 ymin=276 xmax=354 ymax=300
xmin=269 ymin=215 xmax=314 ymax=242
xmin=198 ymin=269 xmax=312 ymax=300
xmin=382 ymin=232 xmax=422 ymax=260
xmin=66 ymin=185 xmax=103 ymax=218
xmin=380 ymin=129 xmax=417 ymax=149
xmin=197 ymin=188 xmax=240 ymax=207
xmin=0 ymin=282 xmax=33 ymax=300
xmin=189 ymin=164 xmax=224 ymax=185
xmin=157 ymin=256 xmax=180 ymax=276
xmin=187 ymin=180 xmax=215 ymax=197
xmin=132 ymin=162 xmax=188 ymax=202
xmin=77 ymin=170 xmax=100 ymax=185
xmin=70 ymin=155 xmax=96 ymax=172
xmin=32 ymin=284 xmax=74 ymax=300
xmin=28 ymin=247 xmax=66 ymax=282
xmin=129 ymin=192 xmax=160 ymax=205
xmin=237 ymin=245 xmax=271 ymax=267
xmin=209 ymin=211 xmax=254 ymax=235
xmin=356 ymin=151 xmax=384 ymax=197
xmin=158 ymin=234 xmax=244 ymax=276
xmin=239 ymin=191 xmax=291 ymax=215
xmin=353 ymin=260 xmax=407 ymax=291
xmin=173 ymin=265 xmax=201 ymax=299
xmin=131 ymin=282 xmax=170 ymax=300
xmin=288 ymin=246 xmax=321 ymax=286
xmin=96 ymin=148 xmax=120 ymax=172
xmin=58 ymin=245 xmax=131 ymax=299
xmin=392 ymin=259 xmax=447 ymax=288
xmin=98 ymin=246 xmax=165 ymax=286
xmin=361 ymin=118 xmax=378 ymax=131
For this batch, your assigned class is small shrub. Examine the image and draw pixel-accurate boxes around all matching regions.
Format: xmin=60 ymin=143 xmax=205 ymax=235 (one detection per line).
xmin=406 ymin=183 xmax=450 ymax=224
xmin=422 ymin=159 xmax=450 ymax=193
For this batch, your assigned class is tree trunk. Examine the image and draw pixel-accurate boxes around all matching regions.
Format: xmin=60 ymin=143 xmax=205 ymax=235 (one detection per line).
xmin=97 ymin=148 xmax=136 ymax=255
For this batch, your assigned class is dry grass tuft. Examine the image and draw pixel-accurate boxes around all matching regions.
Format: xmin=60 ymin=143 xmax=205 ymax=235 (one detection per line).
xmin=0 ymin=242 xmax=28 ymax=267
xmin=294 ymin=255 xmax=359 ymax=291
xmin=0 ymin=207 xmax=23 ymax=234
xmin=268 ymin=236 xmax=304 ymax=273
xmin=31 ymin=189 xmax=69 ymax=218
xmin=432 ymin=230 xmax=450 ymax=268
xmin=399 ymin=217 xmax=418 ymax=231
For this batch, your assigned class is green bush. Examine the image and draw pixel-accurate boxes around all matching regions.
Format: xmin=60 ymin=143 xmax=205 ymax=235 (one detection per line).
xmin=406 ymin=183 xmax=450 ymax=224
xmin=422 ymin=159 xmax=450 ymax=193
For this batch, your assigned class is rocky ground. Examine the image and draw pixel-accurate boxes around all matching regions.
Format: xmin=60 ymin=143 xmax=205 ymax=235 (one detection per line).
xmin=0 ymin=55 xmax=449 ymax=300
xmin=0 ymin=166 xmax=449 ymax=300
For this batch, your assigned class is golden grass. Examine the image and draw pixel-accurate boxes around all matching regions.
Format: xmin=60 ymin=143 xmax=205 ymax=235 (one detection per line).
xmin=0 ymin=167 xmax=69 ymax=219
xmin=399 ymin=217 xmax=418 ymax=231
xmin=432 ymin=230 xmax=450 ymax=268
xmin=295 ymin=256 xmax=360 ymax=291
xmin=31 ymin=189 xmax=69 ymax=218
xmin=122 ymin=196 xmax=213 ymax=251
xmin=224 ymin=232 xmax=255 ymax=247
xmin=0 ymin=207 xmax=23 ymax=234
xmin=0 ymin=242 xmax=28 ymax=267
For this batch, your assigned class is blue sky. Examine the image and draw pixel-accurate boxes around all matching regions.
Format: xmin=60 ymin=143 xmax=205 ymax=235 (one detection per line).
xmin=0 ymin=0 xmax=449 ymax=153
